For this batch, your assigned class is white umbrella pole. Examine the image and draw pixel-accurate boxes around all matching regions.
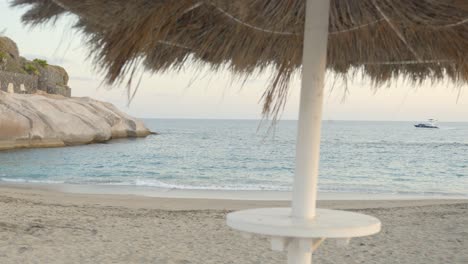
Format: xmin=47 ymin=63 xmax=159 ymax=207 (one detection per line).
xmin=228 ymin=2 xmax=379 ymax=264
xmin=290 ymin=0 xmax=331 ymax=262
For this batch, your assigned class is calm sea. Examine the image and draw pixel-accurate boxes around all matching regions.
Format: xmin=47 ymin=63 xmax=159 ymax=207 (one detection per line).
xmin=0 ymin=120 xmax=467 ymax=197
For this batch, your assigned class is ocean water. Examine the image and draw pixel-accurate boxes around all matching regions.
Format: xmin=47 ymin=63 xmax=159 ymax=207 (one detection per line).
xmin=0 ymin=119 xmax=467 ymax=197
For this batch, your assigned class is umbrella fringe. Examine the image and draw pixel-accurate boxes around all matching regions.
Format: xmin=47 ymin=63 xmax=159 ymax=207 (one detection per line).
xmin=10 ymin=0 xmax=468 ymax=120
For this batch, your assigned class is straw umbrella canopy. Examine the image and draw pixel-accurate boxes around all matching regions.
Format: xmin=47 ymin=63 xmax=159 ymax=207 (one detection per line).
xmin=12 ymin=1 xmax=468 ymax=263
xmin=12 ymin=0 xmax=468 ymax=117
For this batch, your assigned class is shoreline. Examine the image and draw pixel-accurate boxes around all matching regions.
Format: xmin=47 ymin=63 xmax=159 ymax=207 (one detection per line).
xmin=1 ymin=181 xmax=466 ymax=200
xmin=1 ymin=182 xmax=466 ymax=211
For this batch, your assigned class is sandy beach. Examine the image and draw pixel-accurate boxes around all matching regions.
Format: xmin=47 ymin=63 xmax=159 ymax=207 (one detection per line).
xmin=0 ymin=184 xmax=466 ymax=264
xmin=1 ymin=1 xmax=467 ymax=263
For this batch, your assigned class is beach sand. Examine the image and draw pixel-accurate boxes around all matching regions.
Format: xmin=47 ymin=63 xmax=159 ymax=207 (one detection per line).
xmin=0 ymin=184 xmax=466 ymax=264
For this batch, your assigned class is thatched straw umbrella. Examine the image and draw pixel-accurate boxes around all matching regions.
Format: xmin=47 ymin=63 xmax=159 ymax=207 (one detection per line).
xmin=13 ymin=0 xmax=468 ymax=263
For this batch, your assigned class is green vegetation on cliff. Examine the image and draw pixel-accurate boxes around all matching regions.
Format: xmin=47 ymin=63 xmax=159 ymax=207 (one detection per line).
xmin=33 ymin=59 xmax=48 ymax=67
xmin=24 ymin=63 xmax=39 ymax=75
xmin=0 ymin=51 xmax=6 ymax=71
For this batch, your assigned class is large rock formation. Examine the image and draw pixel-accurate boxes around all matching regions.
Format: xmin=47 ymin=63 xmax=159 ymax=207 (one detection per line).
xmin=0 ymin=91 xmax=152 ymax=150
xmin=0 ymin=36 xmax=71 ymax=96
xmin=0 ymin=36 xmax=21 ymax=72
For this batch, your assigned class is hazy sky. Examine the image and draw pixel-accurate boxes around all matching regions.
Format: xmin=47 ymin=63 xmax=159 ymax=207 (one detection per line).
xmin=2 ymin=3 xmax=467 ymax=121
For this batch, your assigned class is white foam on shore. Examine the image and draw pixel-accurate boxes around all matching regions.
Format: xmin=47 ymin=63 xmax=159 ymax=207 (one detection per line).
xmin=1 ymin=178 xmax=64 ymax=184
xmin=1 ymin=177 xmax=289 ymax=191
xmin=1 ymin=181 xmax=465 ymax=201
xmin=133 ymin=179 xmax=289 ymax=191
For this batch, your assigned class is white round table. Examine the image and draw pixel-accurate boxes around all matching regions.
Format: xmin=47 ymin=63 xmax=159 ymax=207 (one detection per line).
xmin=228 ymin=208 xmax=381 ymax=238
xmin=227 ymin=208 xmax=381 ymax=263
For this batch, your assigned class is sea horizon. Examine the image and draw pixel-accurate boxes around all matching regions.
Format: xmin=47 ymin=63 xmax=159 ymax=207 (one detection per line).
xmin=135 ymin=117 xmax=468 ymax=123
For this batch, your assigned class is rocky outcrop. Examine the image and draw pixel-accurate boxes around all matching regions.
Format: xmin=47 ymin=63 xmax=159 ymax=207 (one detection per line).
xmin=0 ymin=36 xmax=71 ymax=96
xmin=0 ymin=91 xmax=153 ymax=150
xmin=0 ymin=36 xmax=22 ymax=72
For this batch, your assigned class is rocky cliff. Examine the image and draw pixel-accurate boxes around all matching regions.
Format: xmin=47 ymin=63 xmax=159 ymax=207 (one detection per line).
xmin=0 ymin=36 xmax=71 ymax=96
xmin=0 ymin=91 xmax=152 ymax=150
xmin=0 ymin=36 xmax=21 ymax=72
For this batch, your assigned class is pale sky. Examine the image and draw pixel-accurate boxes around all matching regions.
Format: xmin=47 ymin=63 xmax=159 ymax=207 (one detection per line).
xmin=2 ymin=3 xmax=467 ymax=121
